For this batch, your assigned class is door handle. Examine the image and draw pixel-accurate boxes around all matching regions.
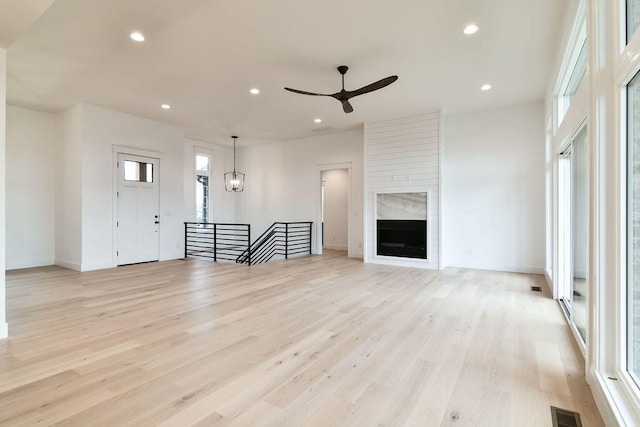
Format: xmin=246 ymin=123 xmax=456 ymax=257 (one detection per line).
xmin=154 ymin=221 xmax=160 ymax=224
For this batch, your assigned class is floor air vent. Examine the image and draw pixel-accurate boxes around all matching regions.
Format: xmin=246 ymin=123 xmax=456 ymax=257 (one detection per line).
xmin=531 ymin=286 xmax=542 ymax=292
xmin=551 ymin=406 xmax=582 ymax=427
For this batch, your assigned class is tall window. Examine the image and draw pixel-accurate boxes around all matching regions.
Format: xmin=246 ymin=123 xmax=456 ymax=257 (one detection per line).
xmin=627 ymin=0 xmax=640 ymax=394
xmin=571 ymin=127 xmax=589 ymax=343
xmin=628 ymin=70 xmax=640 ymax=385
xmin=557 ymin=36 xmax=587 ymax=126
xmin=195 ymin=154 xmax=211 ymax=223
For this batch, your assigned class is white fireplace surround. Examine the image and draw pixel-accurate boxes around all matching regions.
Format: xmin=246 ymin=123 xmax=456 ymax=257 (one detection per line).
xmin=364 ymin=113 xmax=441 ymax=269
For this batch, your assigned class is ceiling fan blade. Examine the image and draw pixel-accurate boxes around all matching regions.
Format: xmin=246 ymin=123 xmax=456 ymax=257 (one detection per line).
xmin=284 ymin=87 xmax=330 ymax=97
xmin=346 ymin=75 xmax=398 ymax=99
xmin=342 ymin=100 xmax=354 ymax=113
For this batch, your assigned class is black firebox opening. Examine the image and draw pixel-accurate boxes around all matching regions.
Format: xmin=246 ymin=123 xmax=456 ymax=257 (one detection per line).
xmin=376 ymin=220 xmax=427 ymax=259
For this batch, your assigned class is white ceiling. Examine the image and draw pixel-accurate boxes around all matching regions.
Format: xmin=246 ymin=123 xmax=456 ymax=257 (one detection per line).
xmin=5 ymin=0 xmax=569 ymax=145
xmin=0 ymin=0 xmax=55 ymax=48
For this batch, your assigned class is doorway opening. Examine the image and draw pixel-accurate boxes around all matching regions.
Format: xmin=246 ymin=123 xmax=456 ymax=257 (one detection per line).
xmin=316 ymin=163 xmax=351 ymax=255
xmin=321 ymin=169 xmax=348 ymax=252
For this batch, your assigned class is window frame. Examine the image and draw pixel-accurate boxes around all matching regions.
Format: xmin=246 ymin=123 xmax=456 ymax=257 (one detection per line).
xmin=608 ymin=0 xmax=640 ymax=417
xmin=557 ymin=26 xmax=588 ymax=126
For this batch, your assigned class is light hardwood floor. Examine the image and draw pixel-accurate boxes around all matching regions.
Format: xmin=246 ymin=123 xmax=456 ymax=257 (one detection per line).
xmin=1 ymin=251 xmax=603 ymax=426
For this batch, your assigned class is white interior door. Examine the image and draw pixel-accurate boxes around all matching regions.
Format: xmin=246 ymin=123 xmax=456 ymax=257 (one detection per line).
xmin=117 ymin=153 xmax=160 ymax=265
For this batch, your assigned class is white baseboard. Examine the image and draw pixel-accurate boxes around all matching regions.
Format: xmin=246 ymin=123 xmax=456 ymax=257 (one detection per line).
xmin=544 ymin=267 xmax=553 ymax=293
xmin=0 ymin=322 xmax=8 ymax=339
xmin=6 ymin=258 xmax=55 ymax=270
xmin=367 ymin=255 xmax=438 ymax=270
xmin=323 ymin=244 xmax=348 ymax=251
xmin=81 ymin=261 xmax=116 ymax=272
xmin=54 ymin=259 xmax=82 ymax=271
xmin=443 ymin=261 xmax=545 ymax=275
xmin=160 ymin=252 xmax=185 ymax=261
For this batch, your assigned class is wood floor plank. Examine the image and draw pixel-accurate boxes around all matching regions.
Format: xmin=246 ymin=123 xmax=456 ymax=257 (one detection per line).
xmin=0 ymin=251 xmax=604 ymax=426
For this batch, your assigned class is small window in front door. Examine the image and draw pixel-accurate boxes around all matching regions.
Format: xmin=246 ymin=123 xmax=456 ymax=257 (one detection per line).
xmin=123 ymin=160 xmax=154 ymax=182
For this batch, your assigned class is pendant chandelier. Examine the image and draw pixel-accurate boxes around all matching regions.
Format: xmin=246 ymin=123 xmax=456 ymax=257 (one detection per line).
xmin=224 ymin=135 xmax=245 ymax=192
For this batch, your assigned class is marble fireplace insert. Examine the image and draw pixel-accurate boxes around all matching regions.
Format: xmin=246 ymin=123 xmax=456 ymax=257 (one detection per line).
xmin=376 ymin=192 xmax=427 ymax=259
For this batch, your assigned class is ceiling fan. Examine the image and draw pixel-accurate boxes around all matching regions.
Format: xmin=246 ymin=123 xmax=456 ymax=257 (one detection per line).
xmin=284 ymin=66 xmax=398 ymax=113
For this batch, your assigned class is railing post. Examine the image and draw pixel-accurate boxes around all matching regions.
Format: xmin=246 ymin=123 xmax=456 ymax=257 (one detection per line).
xmin=184 ymin=222 xmax=188 ymax=259
xmin=285 ymin=223 xmax=289 ymax=259
xmin=248 ymin=225 xmax=252 ymax=266
xmin=309 ymin=222 xmax=312 ymax=254
xmin=213 ymin=223 xmax=217 ymax=262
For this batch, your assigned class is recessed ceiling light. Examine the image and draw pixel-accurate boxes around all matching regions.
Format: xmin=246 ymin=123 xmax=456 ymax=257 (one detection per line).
xmin=463 ymin=24 xmax=479 ymax=35
xmin=130 ymin=32 xmax=145 ymax=42
xmin=481 ymin=84 xmax=492 ymax=91
xmin=161 ymin=104 xmax=171 ymax=110
xmin=314 ymin=118 xmax=322 ymax=123
xmin=250 ymin=88 xmax=260 ymax=95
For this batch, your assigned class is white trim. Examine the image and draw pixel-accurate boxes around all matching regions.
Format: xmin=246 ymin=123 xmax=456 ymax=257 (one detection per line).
xmin=552 ymin=130 xmax=560 ymax=300
xmin=557 ymin=151 xmax=572 ymax=305
xmin=591 ymin=367 xmax=640 ymax=426
xmin=54 ymin=259 xmax=81 ymax=271
xmin=584 ymin=0 xmax=640 ymax=423
xmin=445 ymin=262 xmax=545 ymax=275
xmin=546 ymin=115 xmax=554 ymax=293
xmin=111 ymin=144 xmax=164 ymax=157
xmin=616 ymin=42 xmax=631 ymax=413
xmin=0 ymin=322 xmax=7 ymax=340
xmin=438 ymin=110 xmax=443 ymax=269
xmin=80 ymin=261 xmax=117 ymax=272
xmin=587 ymin=0 xmax=605 ymax=394
xmin=613 ymin=0 xmax=624 ymax=56
xmin=5 ymin=258 xmax=56 ymax=270
xmin=371 ymin=256 xmax=439 ymax=270
xmin=372 ymin=189 xmax=431 ymax=264
xmin=363 ymin=122 xmax=369 ymax=262
xmin=555 ymin=1 xmax=588 ymax=96
xmin=544 ymin=267 xmax=553 ymax=292
xmin=322 ymin=244 xmax=348 ymax=251
xmin=615 ymin=45 xmax=640 ymax=88
xmin=555 ymin=1 xmax=587 ymax=129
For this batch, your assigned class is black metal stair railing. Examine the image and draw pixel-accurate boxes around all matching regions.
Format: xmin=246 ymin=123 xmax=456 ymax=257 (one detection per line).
xmin=184 ymin=221 xmax=312 ymax=266
xmin=184 ymin=222 xmax=251 ymax=263
xmin=236 ymin=222 xmax=313 ymax=265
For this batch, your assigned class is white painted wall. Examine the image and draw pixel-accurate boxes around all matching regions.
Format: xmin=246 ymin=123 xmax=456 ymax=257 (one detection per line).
xmin=6 ymin=106 xmax=56 ymax=269
xmin=364 ymin=113 xmax=441 ymax=269
xmin=81 ymin=104 xmax=185 ymax=270
xmin=55 ymin=105 xmax=83 ymax=270
xmin=183 ymin=138 xmax=235 ymax=223
xmin=322 ymin=169 xmax=348 ymax=250
xmin=442 ymin=102 xmax=545 ymax=274
xmin=236 ymin=129 xmax=364 ymax=258
xmin=1 ymin=48 xmax=7 ymax=338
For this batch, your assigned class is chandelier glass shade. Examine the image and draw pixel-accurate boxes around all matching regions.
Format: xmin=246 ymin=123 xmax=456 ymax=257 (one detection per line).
xmin=224 ymin=136 xmax=245 ymax=192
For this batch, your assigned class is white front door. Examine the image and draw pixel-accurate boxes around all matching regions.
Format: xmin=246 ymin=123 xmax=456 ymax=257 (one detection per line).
xmin=117 ymin=153 xmax=160 ymax=265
